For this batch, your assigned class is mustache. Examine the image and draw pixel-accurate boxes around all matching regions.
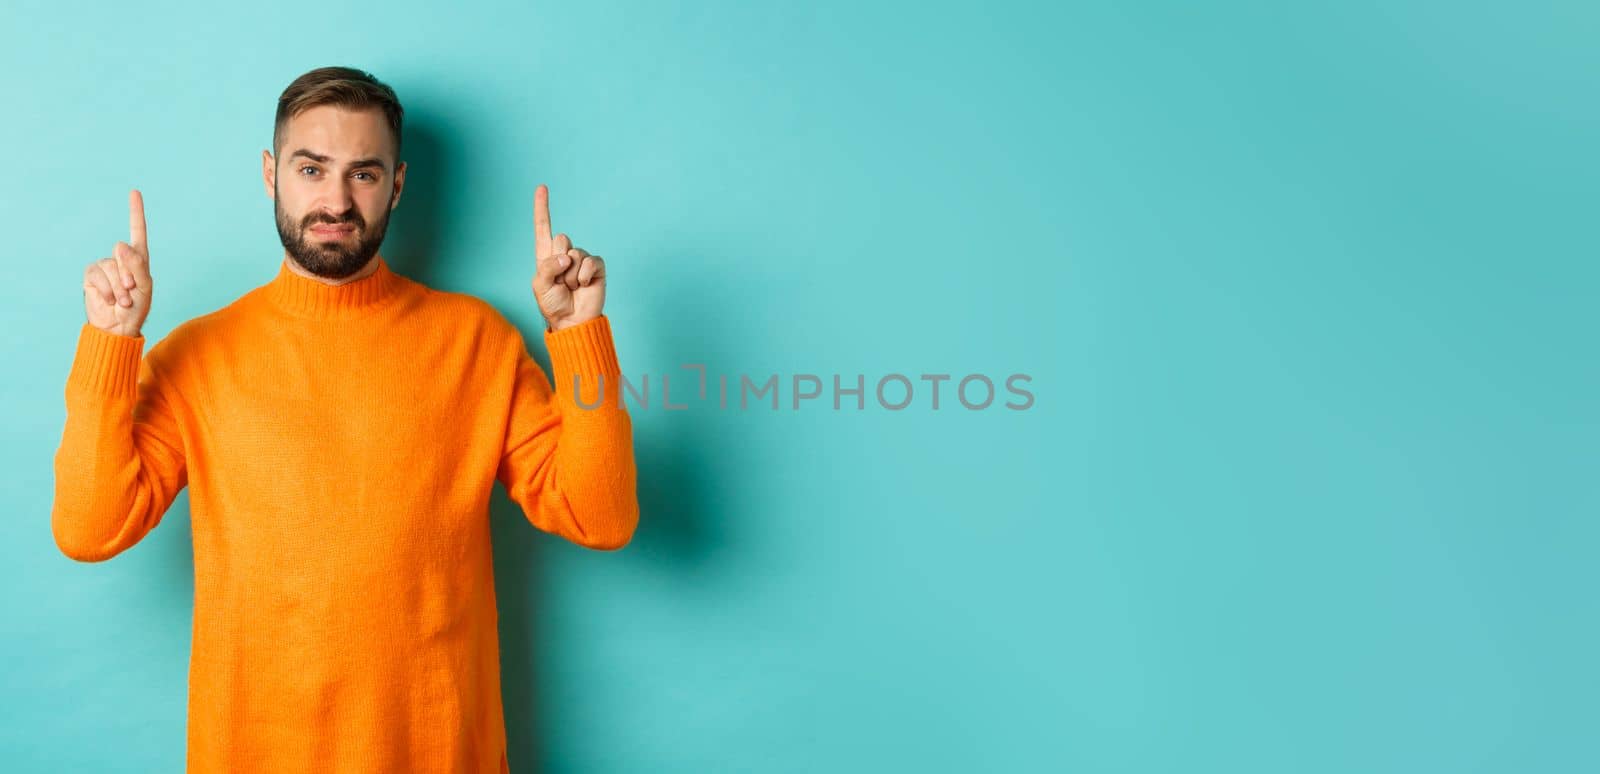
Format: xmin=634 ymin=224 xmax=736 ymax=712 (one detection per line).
xmin=304 ymin=214 xmax=363 ymax=228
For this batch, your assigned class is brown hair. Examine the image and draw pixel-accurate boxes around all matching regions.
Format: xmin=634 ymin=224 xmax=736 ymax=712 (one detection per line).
xmin=273 ymin=66 xmax=404 ymax=166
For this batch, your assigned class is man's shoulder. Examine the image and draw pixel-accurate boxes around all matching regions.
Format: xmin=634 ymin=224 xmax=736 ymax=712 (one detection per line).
xmin=417 ymin=287 xmax=525 ymax=339
xmin=138 ymin=301 xmax=240 ymax=368
xmin=147 ymin=297 xmax=228 ymax=344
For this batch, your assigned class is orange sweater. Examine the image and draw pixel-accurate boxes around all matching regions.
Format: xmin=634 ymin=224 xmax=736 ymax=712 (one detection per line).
xmin=51 ymin=255 xmax=638 ymax=773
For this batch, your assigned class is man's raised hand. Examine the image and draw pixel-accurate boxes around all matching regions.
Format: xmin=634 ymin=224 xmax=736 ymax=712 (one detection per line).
xmin=83 ymin=189 xmax=154 ymax=338
xmin=531 ymin=184 xmax=606 ymax=332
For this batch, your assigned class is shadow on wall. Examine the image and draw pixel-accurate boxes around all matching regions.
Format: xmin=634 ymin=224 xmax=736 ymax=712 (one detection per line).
xmin=394 ymin=103 xmax=727 ymax=771
xmin=491 ymin=281 xmax=721 ymax=773
xmin=381 ymin=107 xmax=454 ymax=286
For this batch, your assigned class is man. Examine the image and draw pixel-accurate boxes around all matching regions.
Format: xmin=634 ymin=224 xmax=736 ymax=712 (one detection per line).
xmin=52 ymin=65 xmax=638 ymax=773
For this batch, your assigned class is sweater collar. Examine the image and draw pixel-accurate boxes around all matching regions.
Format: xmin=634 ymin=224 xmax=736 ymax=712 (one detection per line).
xmin=263 ymin=255 xmax=406 ymax=320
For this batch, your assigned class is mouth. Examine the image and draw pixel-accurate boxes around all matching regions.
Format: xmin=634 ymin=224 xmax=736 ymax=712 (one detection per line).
xmin=309 ymin=224 xmax=355 ymax=238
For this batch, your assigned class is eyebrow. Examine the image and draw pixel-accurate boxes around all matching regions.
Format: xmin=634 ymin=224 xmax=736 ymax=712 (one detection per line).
xmin=288 ymin=148 xmax=387 ymax=171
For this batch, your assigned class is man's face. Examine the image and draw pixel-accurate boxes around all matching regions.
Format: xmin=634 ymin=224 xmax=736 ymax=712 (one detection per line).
xmin=263 ymin=105 xmax=406 ymax=279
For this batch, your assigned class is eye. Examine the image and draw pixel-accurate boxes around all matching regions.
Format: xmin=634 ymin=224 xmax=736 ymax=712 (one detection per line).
xmin=298 ymin=165 xmax=319 ymax=176
xmin=354 ymin=171 xmax=376 ymax=181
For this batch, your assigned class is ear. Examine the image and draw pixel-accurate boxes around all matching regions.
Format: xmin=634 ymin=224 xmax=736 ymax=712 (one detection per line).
xmin=390 ymin=160 xmax=406 ymax=210
xmin=262 ymin=149 xmax=276 ymax=200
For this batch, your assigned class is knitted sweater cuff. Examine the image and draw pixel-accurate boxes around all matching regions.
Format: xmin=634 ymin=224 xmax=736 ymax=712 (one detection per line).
xmin=67 ymin=323 xmax=145 ymax=398
xmin=543 ymin=315 xmax=621 ymax=376
xmin=543 ymin=315 xmax=623 ymax=409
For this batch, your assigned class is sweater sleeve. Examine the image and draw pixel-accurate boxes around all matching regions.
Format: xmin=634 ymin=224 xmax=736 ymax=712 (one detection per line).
xmin=51 ymin=323 xmax=190 ymax=562
xmin=495 ymin=314 xmax=639 ymax=550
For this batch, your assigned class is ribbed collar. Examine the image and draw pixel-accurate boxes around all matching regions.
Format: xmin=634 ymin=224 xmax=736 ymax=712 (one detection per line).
xmin=263 ymin=255 xmax=407 ymax=320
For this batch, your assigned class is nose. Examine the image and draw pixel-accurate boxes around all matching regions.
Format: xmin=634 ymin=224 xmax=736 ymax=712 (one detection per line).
xmin=318 ymin=178 xmax=355 ymax=219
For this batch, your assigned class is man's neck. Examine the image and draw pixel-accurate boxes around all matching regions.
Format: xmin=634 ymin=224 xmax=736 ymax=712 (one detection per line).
xmin=283 ymin=253 xmax=383 ymax=286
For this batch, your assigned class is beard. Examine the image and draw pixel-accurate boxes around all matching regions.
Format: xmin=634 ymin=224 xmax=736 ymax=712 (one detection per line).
xmin=274 ymin=191 xmax=393 ymax=280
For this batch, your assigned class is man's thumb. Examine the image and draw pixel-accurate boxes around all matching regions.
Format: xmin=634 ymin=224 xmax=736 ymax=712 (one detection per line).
xmin=534 ymin=250 xmax=570 ymax=294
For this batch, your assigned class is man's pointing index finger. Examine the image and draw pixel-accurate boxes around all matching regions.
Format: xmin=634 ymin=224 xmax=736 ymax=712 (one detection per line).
xmin=534 ymin=184 xmax=552 ymax=259
xmin=129 ymin=189 xmax=147 ymax=252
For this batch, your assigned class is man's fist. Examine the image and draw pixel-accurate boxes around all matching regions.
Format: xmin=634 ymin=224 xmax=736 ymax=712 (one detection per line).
xmin=531 ymin=184 xmax=606 ymax=332
xmin=83 ymin=189 xmax=154 ymax=338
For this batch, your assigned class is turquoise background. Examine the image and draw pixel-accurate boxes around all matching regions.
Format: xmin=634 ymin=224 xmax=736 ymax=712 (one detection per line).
xmin=2 ymin=0 xmax=1595 ymax=771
